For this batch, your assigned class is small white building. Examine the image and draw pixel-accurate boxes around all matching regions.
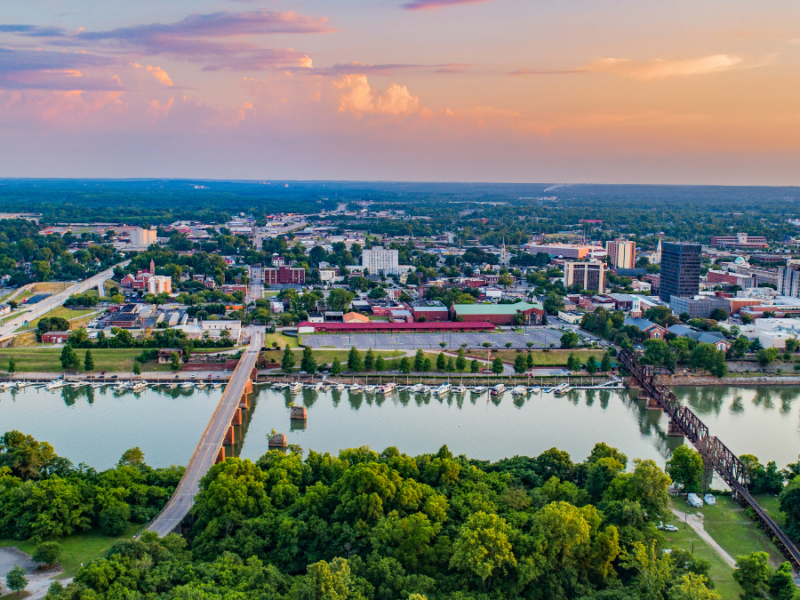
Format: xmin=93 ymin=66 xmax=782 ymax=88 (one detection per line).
xmin=755 ymin=318 xmax=800 ymax=349
xmin=270 ymin=301 xmax=284 ymax=314
xmin=558 ymin=311 xmax=583 ymax=324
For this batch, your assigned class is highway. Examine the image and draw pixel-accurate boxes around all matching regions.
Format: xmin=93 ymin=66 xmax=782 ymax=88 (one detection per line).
xmin=0 ymin=261 xmax=128 ymax=341
xmin=147 ymin=329 xmax=263 ymax=537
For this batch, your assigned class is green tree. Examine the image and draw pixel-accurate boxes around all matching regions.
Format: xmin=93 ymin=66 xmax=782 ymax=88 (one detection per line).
xmin=326 ymin=288 xmax=355 ymax=312
xmin=364 ymin=348 xmax=375 ymax=371
xmin=7 ymin=356 xmax=16 ymax=373
xmin=347 ymin=347 xmax=363 ymax=372
xmin=374 ymin=355 xmax=385 ymax=371
xmin=768 ymin=562 xmax=796 ymax=600
xmin=33 ymin=542 xmax=62 ymax=568
xmin=119 ymin=447 xmax=145 ymax=466
xmin=585 ymin=356 xmax=598 ymax=374
xmin=299 ymin=557 xmax=357 ymax=600
xmin=456 ymin=348 xmax=467 ymax=372
xmin=666 ymin=445 xmax=704 ymax=493
xmin=282 ymin=345 xmax=296 ymax=373
xmin=733 ymin=552 xmax=771 ymax=600
xmin=449 ymin=511 xmax=517 ymax=582
xmin=399 ymin=356 xmax=411 ymax=374
xmin=84 ymin=349 xmax=94 ymax=372
xmin=567 ymin=353 xmax=581 ymax=371
xmin=543 ymin=291 xmax=565 ymax=314
xmin=470 ymin=359 xmax=480 ymax=373
xmin=331 ymin=356 xmax=343 ymax=376
xmin=513 ymin=354 xmax=527 ymax=374
xmin=6 ymin=565 xmax=27 ymax=595
xmin=436 ymin=352 xmax=446 ymax=372
xmin=756 ymin=347 xmax=779 ymax=368
xmin=414 ymin=349 xmax=425 ymax=371
xmin=169 ymin=351 xmax=181 ymax=371
xmin=301 ymin=346 xmax=318 ymax=375
xmin=526 ymin=351 xmax=534 ymax=369
xmin=491 ymin=357 xmax=504 ymax=375
xmin=561 ymin=331 xmax=579 ymax=349
xmin=446 ymin=356 xmax=455 ymax=372
xmin=422 ymin=358 xmax=432 ymax=372
xmin=600 ymin=352 xmax=612 ymax=372
xmin=620 ymin=541 xmax=673 ymax=600
xmin=59 ymin=345 xmax=79 ymax=370
xmin=133 ymin=361 xmax=142 ymax=376
xmin=668 ymin=573 xmax=721 ymax=600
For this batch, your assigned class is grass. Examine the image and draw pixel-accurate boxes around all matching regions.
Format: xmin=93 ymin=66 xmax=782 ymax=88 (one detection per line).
xmin=264 ymin=332 xmax=300 ymax=349
xmin=14 ymin=292 xmax=33 ymax=304
xmin=31 ymin=282 xmax=72 ymax=294
xmin=753 ymin=494 xmax=786 ymax=527
xmin=1 ymin=592 xmax=31 ymax=600
xmin=0 ymin=348 xmax=149 ymax=373
xmin=465 ymin=348 xmax=606 ymax=367
xmin=0 ymin=524 xmax=139 ymax=578
xmin=661 ymin=510 xmax=739 ymax=599
xmin=675 ymin=496 xmax=786 ymax=567
xmin=9 ymin=333 xmax=37 ymax=348
xmin=15 ymin=307 xmax=96 ymax=333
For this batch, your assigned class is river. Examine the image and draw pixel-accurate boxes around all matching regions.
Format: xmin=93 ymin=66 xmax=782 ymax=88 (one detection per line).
xmin=1 ymin=384 xmax=798 ymax=471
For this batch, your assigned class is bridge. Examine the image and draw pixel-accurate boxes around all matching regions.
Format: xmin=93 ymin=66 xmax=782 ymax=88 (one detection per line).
xmin=620 ymin=350 xmax=800 ymax=568
xmin=148 ymin=330 xmax=263 ymax=536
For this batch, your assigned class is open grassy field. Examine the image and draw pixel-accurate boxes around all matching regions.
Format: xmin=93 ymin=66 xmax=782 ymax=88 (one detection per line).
xmin=0 ymin=524 xmax=139 ymax=578
xmin=15 ymin=307 xmax=96 ymax=333
xmin=31 ymin=282 xmax=72 ymax=294
xmin=674 ymin=496 xmax=785 ymax=566
xmin=465 ymin=348 xmax=606 ymax=366
xmin=0 ymin=348 xmax=148 ymax=373
xmin=8 ymin=333 xmax=37 ymax=348
xmin=661 ymin=508 xmax=739 ymax=599
xmin=264 ymin=331 xmax=300 ymax=349
xmin=753 ymin=494 xmax=786 ymax=527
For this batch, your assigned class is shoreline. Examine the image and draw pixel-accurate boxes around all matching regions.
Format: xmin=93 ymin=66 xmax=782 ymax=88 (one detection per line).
xmin=659 ymin=375 xmax=800 ymax=387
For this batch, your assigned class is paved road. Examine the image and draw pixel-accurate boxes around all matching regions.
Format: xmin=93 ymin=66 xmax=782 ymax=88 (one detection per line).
xmin=147 ymin=330 xmax=263 ymax=537
xmin=0 ymin=261 xmax=128 ymax=340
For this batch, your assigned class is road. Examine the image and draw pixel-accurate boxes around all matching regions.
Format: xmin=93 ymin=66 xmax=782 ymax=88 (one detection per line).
xmin=0 ymin=261 xmax=128 ymax=340
xmin=147 ymin=329 xmax=263 ymax=537
xmin=671 ymin=508 xmax=736 ymax=568
xmin=247 ymin=265 xmax=263 ymax=305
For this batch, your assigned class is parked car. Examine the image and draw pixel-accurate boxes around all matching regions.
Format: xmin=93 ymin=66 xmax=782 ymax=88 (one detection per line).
xmin=664 ymin=524 xmax=679 ymax=532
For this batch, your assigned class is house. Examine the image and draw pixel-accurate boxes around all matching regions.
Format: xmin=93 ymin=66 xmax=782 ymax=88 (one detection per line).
xmin=343 ymin=312 xmax=370 ymax=324
xmin=667 ymin=325 xmax=731 ymax=351
xmin=624 ymin=317 xmax=667 ymax=339
xmin=270 ymin=301 xmax=284 ymax=314
xmin=41 ymin=331 xmax=71 ymax=344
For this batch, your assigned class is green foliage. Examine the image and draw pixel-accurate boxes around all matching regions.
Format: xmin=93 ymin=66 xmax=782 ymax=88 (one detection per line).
xmin=374 ymin=355 xmax=385 ymax=372
xmin=169 ymin=351 xmax=182 ymax=371
xmin=364 ymin=348 xmax=375 ymax=371
xmin=560 ymin=331 xmax=579 ymax=349
xmin=348 ymin=347 xmax=364 ymax=372
xmin=8 ymin=356 xmax=16 ymax=373
xmin=666 ymin=445 xmax=704 ymax=493
xmin=59 ymin=345 xmax=80 ymax=370
xmin=331 ymin=356 xmax=343 ymax=376
xmin=301 ymin=346 xmax=318 ymax=375
xmin=6 ymin=565 xmax=27 ymax=594
xmin=513 ymin=354 xmax=527 ymax=374
xmin=398 ymin=356 xmax=411 ymax=374
xmin=436 ymin=352 xmax=446 ymax=372
xmin=733 ymin=552 xmax=771 ymax=600
xmin=455 ymin=348 xmax=467 ymax=372
xmin=282 ymin=345 xmax=296 ymax=374
xmin=132 ymin=360 xmax=142 ymax=376
xmin=470 ymin=359 xmax=479 ymax=373
xmin=449 ymin=511 xmax=516 ymax=581
xmin=491 ymin=357 xmax=503 ymax=375
xmin=33 ymin=541 xmax=62 ymax=567
xmin=83 ymin=349 xmax=94 ymax=372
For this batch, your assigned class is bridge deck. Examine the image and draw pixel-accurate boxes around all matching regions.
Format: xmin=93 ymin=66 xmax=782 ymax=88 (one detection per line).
xmin=148 ymin=331 xmax=262 ymax=537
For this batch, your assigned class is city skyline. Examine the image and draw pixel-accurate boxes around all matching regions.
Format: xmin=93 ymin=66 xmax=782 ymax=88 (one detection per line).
xmin=2 ymin=0 xmax=800 ymax=184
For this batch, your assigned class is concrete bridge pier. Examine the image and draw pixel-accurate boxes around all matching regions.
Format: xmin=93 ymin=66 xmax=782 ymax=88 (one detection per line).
xmin=215 ymin=447 xmax=226 ymax=464
xmin=97 ymin=282 xmax=105 ymax=296
xmin=645 ymin=397 xmax=663 ymax=411
xmin=224 ymin=426 xmax=235 ymax=445
xmin=667 ymin=420 xmax=685 ymax=437
xmin=231 ymin=408 xmax=242 ymax=426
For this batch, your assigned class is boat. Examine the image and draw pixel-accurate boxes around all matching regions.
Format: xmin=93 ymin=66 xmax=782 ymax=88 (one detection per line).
xmin=289 ymin=381 xmax=304 ymax=393
xmin=454 ymin=385 xmax=467 ymax=395
xmin=550 ymin=383 xmax=571 ymax=396
xmin=130 ymin=381 xmax=148 ymax=392
xmin=0 ymin=381 xmax=15 ymax=391
xmin=15 ymin=381 xmax=31 ymax=389
xmin=272 ymin=382 xmax=288 ymax=390
xmin=213 ymin=383 xmax=223 ymax=389
xmin=314 ymin=381 xmax=324 ymax=391
xmin=363 ymin=385 xmax=376 ymax=393
xmin=180 ymin=381 xmax=194 ymax=389
xmin=490 ymin=384 xmax=505 ymax=397
xmin=46 ymin=380 xmax=66 ymax=391
xmin=511 ymin=385 xmax=527 ymax=397
xmin=418 ymin=385 xmax=430 ymax=395
xmin=378 ymin=382 xmax=397 ymax=395
xmin=433 ymin=383 xmax=451 ymax=396
xmin=349 ymin=383 xmax=362 ymax=392
xmin=334 ymin=382 xmax=346 ymax=391
xmin=531 ymin=386 xmax=541 ymax=393
xmin=471 ymin=386 xmax=486 ymax=394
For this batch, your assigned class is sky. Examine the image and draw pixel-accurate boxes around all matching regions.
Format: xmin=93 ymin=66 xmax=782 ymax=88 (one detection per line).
xmin=1 ymin=0 xmax=800 ymax=184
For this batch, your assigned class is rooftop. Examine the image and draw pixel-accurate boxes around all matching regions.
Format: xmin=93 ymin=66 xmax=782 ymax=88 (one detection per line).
xmin=452 ymin=301 xmax=543 ymax=315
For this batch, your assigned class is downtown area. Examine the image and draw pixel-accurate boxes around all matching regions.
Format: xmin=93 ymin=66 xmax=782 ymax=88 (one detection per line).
xmin=0 ymin=181 xmax=800 ymax=600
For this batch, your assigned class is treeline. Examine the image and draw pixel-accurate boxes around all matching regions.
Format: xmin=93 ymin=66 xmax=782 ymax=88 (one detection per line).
xmin=64 ymin=327 xmax=235 ymax=351
xmin=0 ymin=431 xmax=182 ymax=541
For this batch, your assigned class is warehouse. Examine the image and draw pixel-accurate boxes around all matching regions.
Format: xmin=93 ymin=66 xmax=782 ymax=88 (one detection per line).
xmin=296 ymin=321 xmax=496 ymax=334
xmin=450 ymin=301 xmax=545 ymax=325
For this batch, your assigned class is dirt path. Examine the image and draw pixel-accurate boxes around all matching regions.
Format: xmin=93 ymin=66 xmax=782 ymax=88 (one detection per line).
xmin=671 ymin=508 xmax=737 ymax=568
xmin=0 ymin=547 xmax=71 ymax=600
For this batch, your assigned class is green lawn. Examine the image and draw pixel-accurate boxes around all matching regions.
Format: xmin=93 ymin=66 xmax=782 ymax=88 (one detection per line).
xmin=674 ymin=496 xmax=785 ymax=567
xmin=661 ymin=510 xmax=739 ymax=599
xmin=15 ymin=307 xmax=96 ymax=332
xmin=0 ymin=348 xmax=148 ymax=373
xmin=264 ymin=332 xmax=300 ymax=349
xmin=753 ymin=494 xmax=786 ymax=527
xmin=465 ymin=348 xmax=606 ymax=367
xmin=0 ymin=524 xmax=139 ymax=577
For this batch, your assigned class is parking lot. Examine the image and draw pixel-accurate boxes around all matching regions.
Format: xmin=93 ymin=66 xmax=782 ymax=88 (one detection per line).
xmin=302 ymin=327 xmax=566 ymax=350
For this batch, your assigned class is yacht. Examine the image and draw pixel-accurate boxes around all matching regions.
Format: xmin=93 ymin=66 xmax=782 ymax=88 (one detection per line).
xmin=454 ymin=385 xmax=468 ymax=395
xmin=46 ymin=379 xmax=66 ymax=391
xmin=363 ymin=384 xmax=377 ymax=393
xmin=0 ymin=381 xmax=15 ymax=391
xmin=289 ymin=381 xmax=304 ymax=394
xmin=511 ymin=385 xmax=527 ymax=397
xmin=334 ymin=382 xmax=346 ymax=391
xmin=130 ymin=381 xmax=148 ymax=392
xmin=471 ymin=386 xmax=486 ymax=395
xmin=272 ymin=382 xmax=288 ymax=390
xmin=378 ymin=382 xmax=397 ymax=395
xmin=490 ymin=383 xmax=505 ymax=397
xmin=531 ymin=386 xmax=541 ymax=393
xmin=349 ymin=383 xmax=362 ymax=392
xmin=180 ymin=381 xmax=194 ymax=389
xmin=15 ymin=381 xmax=31 ymax=389
xmin=433 ymin=383 xmax=451 ymax=396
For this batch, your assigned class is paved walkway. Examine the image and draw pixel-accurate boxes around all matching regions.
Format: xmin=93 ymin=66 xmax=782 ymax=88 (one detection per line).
xmin=671 ymin=508 xmax=736 ymax=568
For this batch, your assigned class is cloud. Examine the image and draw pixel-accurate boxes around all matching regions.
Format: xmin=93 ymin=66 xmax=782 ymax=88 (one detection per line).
xmin=584 ymin=54 xmax=746 ymax=80
xmin=0 ymin=48 xmax=125 ymax=91
xmin=402 ymin=0 xmax=497 ymax=10
xmin=147 ymin=96 xmax=174 ymax=116
xmin=510 ymin=68 xmax=587 ymax=76
xmin=132 ymin=64 xmax=173 ymax=86
xmin=314 ymin=62 xmax=470 ymax=76
xmin=333 ymin=74 xmax=422 ymax=117
xmin=201 ymin=49 xmax=312 ymax=71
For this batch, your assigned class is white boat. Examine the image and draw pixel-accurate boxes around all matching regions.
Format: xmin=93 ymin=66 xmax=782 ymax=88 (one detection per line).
xmin=180 ymin=381 xmax=194 ymax=389
xmin=531 ymin=386 xmax=541 ymax=393
xmin=314 ymin=381 xmax=324 ymax=391
xmin=213 ymin=383 xmax=223 ymax=389
xmin=15 ymin=381 xmax=31 ymax=389
xmin=408 ymin=383 xmax=422 ymax=393
xmin=46 ymin=380 xmax=66 ymax=391
xmin=454 ymin=385 xmax=467 ymax=395
xmin=433 ymin=383 xmax=451 ymax=396
xmin=553 ymin=383 xmax=572 ymax=396
xmin=0 ymin=381 xmax=14 ymax=391
xmin=490 ymin=384 xmax=505 ymax=397
xmin=349 ymin=383 xmax=362 ymax=392
xmin=363 ymin=385 xmax=376 ymax=393
xmin=471 ymin=386 xmax=486 ymax=394
xmin=378 ymin=382 xmax=397 ymax=395
xmin=334 ymin=382 xmax=346 ymax=391
xmin=289 ymin=382 xmax=304 ymax=393
xmin=418 ymin=385 xmax=430 ymax=395
xmin=511 ymin=385 xmax=527 ymax=397
xmin=130 ymin=381 xmax=148 ymax=392
xmin=272 ymin=382 xmax=288 ymax=390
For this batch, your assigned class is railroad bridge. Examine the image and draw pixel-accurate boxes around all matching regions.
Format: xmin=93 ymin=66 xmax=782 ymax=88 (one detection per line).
xmin=620 ymin=350 xmax=800 ymax=568
xmin=147 ymin=331 xmax=263 ymax=537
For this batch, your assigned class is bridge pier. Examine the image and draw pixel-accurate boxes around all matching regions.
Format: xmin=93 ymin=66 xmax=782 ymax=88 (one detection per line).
xmin=224 ymin=425 xmax=235 ymax=445
xmin=667 ymin=421 xmax=684 ymax=437
xmin=231 ymin=408 xmax=242 ymax=426
xmin=645 ymin=397 xmax=663 ymax=411
xmin=290 ymin=406 xmax=307 ymax=420
xmin=215 ymin=447 xmax=226 ymax=464
xmin=627 ymin=377 xmax=640 ymax=389
xmin=239 ymin=393 xmax=249 ymax=409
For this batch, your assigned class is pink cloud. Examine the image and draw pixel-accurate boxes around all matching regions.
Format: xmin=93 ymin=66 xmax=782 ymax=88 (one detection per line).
xmin=312 ymin=62 xmax=471 ymax=76
xmin=402 ymin=0 xmax=498 ymax=11
xmin=333 ymin=74 xmax=421 ymax=117
xmin=509 ymin=68 xmax=587 ymax=76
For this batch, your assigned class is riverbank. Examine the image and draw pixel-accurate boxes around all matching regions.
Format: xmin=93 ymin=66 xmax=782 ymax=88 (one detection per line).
xmin=659 ymin=375 xmax=800 ymax=386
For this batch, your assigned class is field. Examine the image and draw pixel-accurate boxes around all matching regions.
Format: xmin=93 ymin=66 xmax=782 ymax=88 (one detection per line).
xmin=0 ymin=348 xmax=147 ymax=373
xmin=264 ymin=331 xmax=300 ymax=349
xmin=465 ymin=348 xmax=606 ymax=367
xmin=673 ymin=496 xmax=786 ymax=566
xmin=31 ymin=282 xmax=72 ymax=294
xmin=0 ymin=524 xmax=139 ymax=578
xmin=753 ymin=494 xmax=786 ymax=527
xmin=15 ymin=307 xmax=97 ymax=332
xmin=661 ymin=510 xmax=739 ymax=599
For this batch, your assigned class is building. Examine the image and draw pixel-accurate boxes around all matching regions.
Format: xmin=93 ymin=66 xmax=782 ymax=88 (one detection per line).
xmin=406 ymin=300 xmax=449 ymax=322
xmin=710 ymin=233 xmax=768 ymax=249
xmin=270 ymin=300 xmax=284 ymax=314
xmin=451 ymin=301 xmax=545 ymax=325
xmin=296 ymin=321 xmax=496 ymax=334
xmin=659 ymin=243 xmax=701 ymax=302
xmin=607 ymin=239 xmax=636 ymax=269
xmin=263 ymin=266 xmax=305 ymax=285
xmin=754 ymin=318 xmax=800 ymax=349
xmin=120 ymin=259 xmax=172 ymax=294
xmin=130 ymin=228 xmax=158 ymax=248
xmin=563 ymin=261 xmax=606 ymax=293
xmin=778 ymin=264 xmax=800 ymax=298
xmin=343 ymin=312 xmax=370 ymax=324
xmin=200 ymin=320 xmax=242 ymax=343
xmin=41 ymin=331 xmax=71 ymax=344
xmin=527 ymin=243 xmax=597 ymax=260
xmin=667 ymin=325 xmax=731 ymax=352
xmin=362 ymin=246 xmax=399 ymax=275
xmin=623 ymin=317 xmax=666 ymax=339
xmin=707 ymin=270 xmax=753 ymax=289
xmin=669 ymin=296 xmax=730 ymax=320
xmin=558 ymin=311 xmax=583 ymax=324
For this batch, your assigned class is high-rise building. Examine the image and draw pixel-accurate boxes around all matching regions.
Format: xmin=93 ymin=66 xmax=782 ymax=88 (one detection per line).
xmin=607 ymin=239 xmax=636 ymax=269
xmin=778 ymin=264 xmax=800 ymax=297
xmin=563 ymin=261 xmax=605 ymax=293
xmin=659 ymin=243 xmax=701 ymax=302
xmin=362 ymin=246 xmax=399 ymax=275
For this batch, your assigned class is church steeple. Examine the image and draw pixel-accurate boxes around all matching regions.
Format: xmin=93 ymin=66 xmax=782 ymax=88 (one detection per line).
xmin=150 ymin=259 xmax=155 ymax=274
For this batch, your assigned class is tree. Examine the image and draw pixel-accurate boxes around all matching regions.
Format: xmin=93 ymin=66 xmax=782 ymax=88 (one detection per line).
xmin=561 ymin=331 xmax=579 ymax=349
xmin=567 ymin=353 xmax=581 ymax=372
xmin=414 ymin=349 xmax=425 ymax=372
xmin=446 ymin=356 xmax=455 ymax=372
xmin=422 ymin=357 xmax=432 ymax=372
xmin=331 ymin=356 xmax=342 ymax=375
xmin=756 ymin=348 xmax=779 ymax=367
xmin=347 ymin=347 xmax=363 ymax=372
xmin=666 ymin=445 xmax=704 ymax=492
xmin=785 ymin=339 xmax=799 ymax=353
xmin=668 ymin=573 xmax=721 ymax=600
xmin=600 ymin=352 xmax=612 ymax=372
xmin=709 ymin=308 xmax=728 ymax=322
xmin=399 ymin=356 xmax=411 ymax=374
xmin=84 ymin=349 xmax=94 ymax=372
xmin=543 ymin=291 xmax=565 ymax=314
xmin=364 ymin=348 xmax=375 ymax=371
xmin=491 ymin=357 xmax=504 ymax=375
xmin=768 ymin=562 xmax=796 ymax=600
xmin=8 ymin=356 xmax=16 ymax=373
xmin=733 ymin=552 xmax=771 ymax=600
xmin=6 ymin=565 xmax=27 ymax=595
xmin=374 ymin=355 xmax=384 ymax=371
xmin=470 ymin=359 xmax=480 ymax=373
xmin=169 ymin=352 xmax=181 ymax=371
xmin=301 ymin=346 xmax=318 ymax=375
xmin=449 ymin=511 xmax=517 ymax=581
xmin=436 ymin=352 xmax=446 ymax=372
xmin=326 ymin=288 xmax=354 ymax=312
xmin=33 ymin=541 xmax=62 ymax=568
xmin=59 ymin=345 xmax=79 ymax=370
xmin=282 ymin=345 xmax=296 ymax=373
xmin=456 ymin=348 xmax=467 ymax=372
xmin=513 ymin=354 xmax=527 ymax=374
xmin=119 ymin=447 xmax=145 ymax=466
xmin=585 ymin=356 xmax=598 ymax=374
xmin=299 ymin=557 xmax=357 ymax=600
xmin=133 ymin=361 xmax=142 ymax=376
